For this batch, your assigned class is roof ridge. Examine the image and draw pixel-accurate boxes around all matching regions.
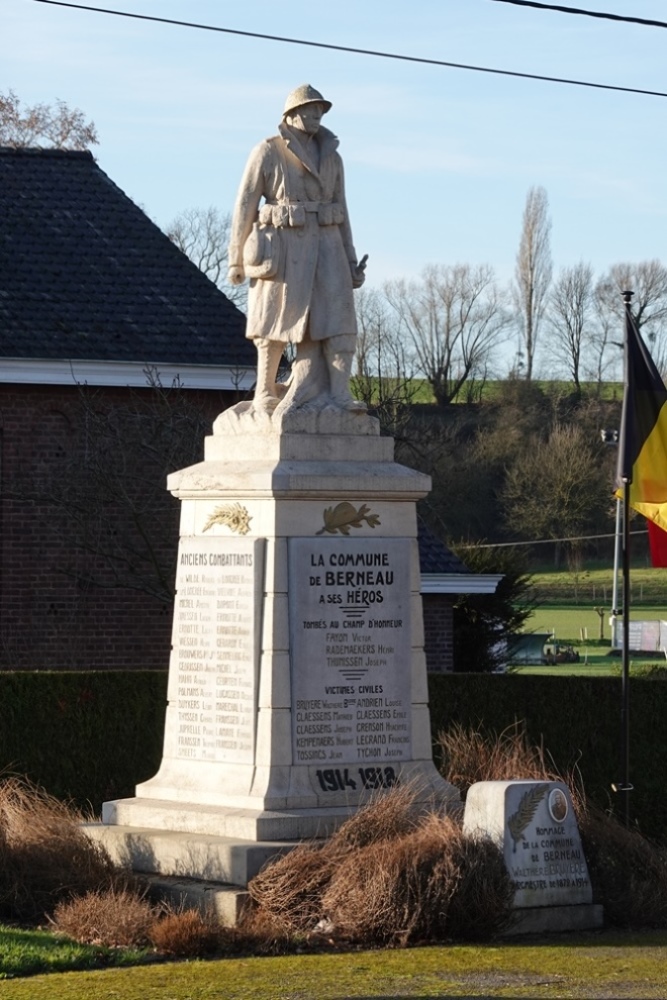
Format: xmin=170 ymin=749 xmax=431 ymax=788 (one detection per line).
xmin=0 ymin=146 xmax=94 ymax=159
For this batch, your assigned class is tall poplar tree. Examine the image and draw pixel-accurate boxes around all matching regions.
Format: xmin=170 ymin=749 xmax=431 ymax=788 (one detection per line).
xmin=513 ymin=186 xmax=552 ymax=381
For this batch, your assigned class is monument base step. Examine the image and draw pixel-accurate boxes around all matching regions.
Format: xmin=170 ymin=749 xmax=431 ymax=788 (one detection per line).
xmin=82 ymin=822 xmax=296 ymax=886
xmin=143 ymin=874 xmax=251 ymax=926
xmin=101 ymin=797 xmax=371 ymax=841
xmin=505 ymin=904 xmax=604 ymax=936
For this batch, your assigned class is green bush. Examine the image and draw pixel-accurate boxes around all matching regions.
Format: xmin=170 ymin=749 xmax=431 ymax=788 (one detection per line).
xmin=0 ymin=672 xmax=167 ymax=811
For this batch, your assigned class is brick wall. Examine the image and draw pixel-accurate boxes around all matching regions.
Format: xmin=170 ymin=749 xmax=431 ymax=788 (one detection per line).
xmin=422 ymin=594 xmax=455 ymax=673
xmin=0 ymin=382 xmax=238 ymax=670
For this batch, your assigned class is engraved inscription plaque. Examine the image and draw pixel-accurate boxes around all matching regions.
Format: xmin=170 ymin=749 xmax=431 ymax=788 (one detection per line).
xmin=288 ymin=537 xmax=412 ymax=787
xmin=464 ymin=781 xmax=593 ymax=910
xmin=171 ymin=536 xmax=263 ymax=765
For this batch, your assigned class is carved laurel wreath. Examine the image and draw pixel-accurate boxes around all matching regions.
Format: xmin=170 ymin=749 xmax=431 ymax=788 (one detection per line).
xmin=317 ymin=502 xmax=381 ymax=536
xmin=507 ymin=783 xmax=550 ymax=853
xmin=202 ymin=503 xmax=252 ymax=536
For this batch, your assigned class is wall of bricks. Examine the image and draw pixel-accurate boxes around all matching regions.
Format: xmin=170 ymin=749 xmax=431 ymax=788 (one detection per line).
xmin=0 ymin=382 xmax=237 ymax=670
xmin=422 ymin=594 xmax=455 ymax=673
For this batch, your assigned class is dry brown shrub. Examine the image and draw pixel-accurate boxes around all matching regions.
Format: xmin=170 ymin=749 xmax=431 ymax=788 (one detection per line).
xmin=52 ymin=887 xmax=157 ymax=947
xmin=322 ymin=820 xmax=455 ymax=944
xmin=441 ymin=820 xmax=514 ymax=940
xmin=321 ymin=812 xmax=512 ymax=945
xmin=248 ymin=785 xmax=422 ymax=934
xmin=248 ymin=785 xmax=512 ymax=945
xmin=248 ymin=842 xmax=339 ymax=930
xmin=328 ymin=782 xmax=420 ymax=851
xmin=579 ymin=805 xmax=667 ymax=928
xmin=149 ymin=906 xmax=221 ymax=957
xmin=234 ymin=906 xmax=301 ymax=955
xmin=437 ymin=721 xmax=560 ymax=798
xmin=0 ymin=776 xmax=120 ymax=922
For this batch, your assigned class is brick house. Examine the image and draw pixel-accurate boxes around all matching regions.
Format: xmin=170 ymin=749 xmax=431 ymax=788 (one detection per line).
xmin=417 ymin=526 xmax=500 ymax=672
xmin=0 ymin=147 xmax=497 ymax=672
xmin=0 ymin=147 xmax=255 ymax=669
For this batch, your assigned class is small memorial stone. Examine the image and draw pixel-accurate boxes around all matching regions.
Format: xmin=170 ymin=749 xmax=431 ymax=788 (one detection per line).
xmin=463 ymin=780 xmax=593 ymax=909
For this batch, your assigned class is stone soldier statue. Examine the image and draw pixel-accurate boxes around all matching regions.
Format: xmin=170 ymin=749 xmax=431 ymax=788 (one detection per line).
xmin=227 ymin=84 xmax=367 ymax=415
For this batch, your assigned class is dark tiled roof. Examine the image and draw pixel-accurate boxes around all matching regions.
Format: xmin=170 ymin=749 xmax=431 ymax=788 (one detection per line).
xmin=417 ymin=520 xmax=471 ymax=575
xmin=0 ymin=147 xmax=254 ymax=368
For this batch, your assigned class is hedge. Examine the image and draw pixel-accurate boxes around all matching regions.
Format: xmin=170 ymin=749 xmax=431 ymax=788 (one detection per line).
xmin=429 ymin=673 xmax=667 ymax=841
xmin=0 ymin=671 xmax=663 ymax=840
xmin=0 ymin=671 xmax=167 ymax=811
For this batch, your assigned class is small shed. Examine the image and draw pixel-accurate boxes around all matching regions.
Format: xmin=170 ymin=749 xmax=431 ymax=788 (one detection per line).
xmin=507 ymin=632 xmax=554 ymax=665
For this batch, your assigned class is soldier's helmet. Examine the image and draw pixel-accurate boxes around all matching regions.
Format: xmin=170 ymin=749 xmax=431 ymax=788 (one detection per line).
xmin=282 ymin=84 xmax=332 ymax=119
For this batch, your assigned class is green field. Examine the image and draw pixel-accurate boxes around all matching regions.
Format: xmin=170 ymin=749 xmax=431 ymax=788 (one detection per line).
xmin=528 ymin=565 xmax=667 ymax=607
xmin=526 ymin=605 xmax=643 ymax=644
xmin=510 ymin=565 xmax=667 ymax=673
xmin=348 ymin=378 xmax=624 ymax=408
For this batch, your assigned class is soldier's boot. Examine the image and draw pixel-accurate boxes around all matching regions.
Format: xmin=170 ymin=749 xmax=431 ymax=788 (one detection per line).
xmin=273 ymin=340 xmax=324 ymax=416
xmin=252 ymin=340 xmax=284 ymax=411
xmin=324 ymin=338 xmax=367 ymax=412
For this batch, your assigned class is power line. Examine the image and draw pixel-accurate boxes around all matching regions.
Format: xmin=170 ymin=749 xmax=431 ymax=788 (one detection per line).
xmin=30 ymin=0 xmax=667 ymax=101
xmin=490 ymin=1 xmax=667 ymax=30
xmin=456 ymin=529 xmax=647 ymax=549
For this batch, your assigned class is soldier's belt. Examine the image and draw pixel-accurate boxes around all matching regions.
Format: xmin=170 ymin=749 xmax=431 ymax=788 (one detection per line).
xmin=259 ymin=201 xmax=345 ymax=228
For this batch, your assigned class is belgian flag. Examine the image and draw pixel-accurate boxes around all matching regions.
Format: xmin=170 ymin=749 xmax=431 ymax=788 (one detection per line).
xmin=616 ymin=303 xmax=667 ymax=558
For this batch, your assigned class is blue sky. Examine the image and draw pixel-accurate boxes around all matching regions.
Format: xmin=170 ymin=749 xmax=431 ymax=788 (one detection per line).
xmin=4 ymin=0 xmax=667 ymax=298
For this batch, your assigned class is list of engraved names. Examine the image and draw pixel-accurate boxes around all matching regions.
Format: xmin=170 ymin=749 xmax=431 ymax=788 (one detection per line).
xmin=171 ymin=537 xmax=262 ymax=765
xmin=288 ymin=537 xmax=412 ymax=775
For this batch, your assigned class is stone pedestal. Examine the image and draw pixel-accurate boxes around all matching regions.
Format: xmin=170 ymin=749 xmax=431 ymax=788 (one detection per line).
xmin=102 ymin=409 xmax=458 ymax=845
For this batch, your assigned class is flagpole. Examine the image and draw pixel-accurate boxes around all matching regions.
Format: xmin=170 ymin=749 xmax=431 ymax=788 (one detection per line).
xmin=616 ymin=290 xmax=634 ymax=827
xmin=610 ymin=495 xmax=621 ymax=621
xmin=620 ymin=442 xmax=631 ymax=827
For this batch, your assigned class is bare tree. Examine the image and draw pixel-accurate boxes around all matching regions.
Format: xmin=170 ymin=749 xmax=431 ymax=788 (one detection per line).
xmin=354 ymin=287 xmax=386 ymax=379
xmin=352 ymin=287 xmax=420 ymax=437
xmin=501 ymin=423 xmax=610 ymax=567
xmin=0 ymin=89 xmax=98 ymax=149
xmin=596 ymin=260 xmax=667 ymax=371
xmin=583 ymin=281 xmax=621 ymax=388
xmin=384 ymin=263 xmax=509 ymax=407
xmin=7 ymin=370 xmax=215 ymax=603
xmin=513 ymin=186 xmax=552 ymax=381
xmin=166 ymin=206 xmax=247 ymax=310
xmin=548 ymin=262 xmax=594 ymax=393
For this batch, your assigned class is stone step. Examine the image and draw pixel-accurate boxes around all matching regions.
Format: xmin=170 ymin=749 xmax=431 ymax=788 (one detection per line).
xmin=101 ymin=796 xmax=360 ymax=841
xmin=143 ymin=874 xmax=251 ymax=926
xmin=82 ymin=822 xmax=295 ymax=886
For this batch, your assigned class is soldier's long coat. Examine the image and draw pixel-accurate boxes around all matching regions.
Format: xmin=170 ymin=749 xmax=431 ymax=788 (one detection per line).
xmin=228 ymin=122 xmax=359 ymax=343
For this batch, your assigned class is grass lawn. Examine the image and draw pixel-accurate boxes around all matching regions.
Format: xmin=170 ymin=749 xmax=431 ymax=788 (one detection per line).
xmin=1 ymin=930 xmax=666 ymax=999
xmin=527 ymin=605 xmax=618 ymax=644
xmin=0 ymin=923 xmax=147 ymax=980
